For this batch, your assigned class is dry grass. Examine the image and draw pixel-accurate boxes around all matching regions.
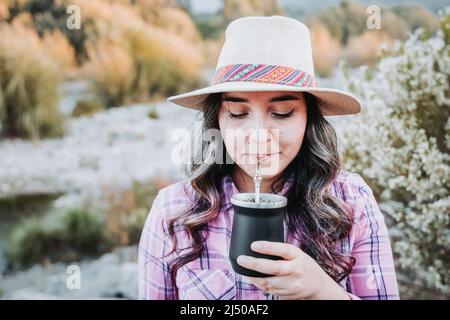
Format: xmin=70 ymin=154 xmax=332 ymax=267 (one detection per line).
xmin=309 ymin=19 xmax=342 ymax=77
xmin=74 ymin=0 xmax=205 ymax=106
xmin=84 ymin=40 xmax=135 ymax=107
xmin=343 ymin=31 xmax=395 ymax=67
xmin=0 ymin=2 xmax=9 ymax=21
xmin=72 ymin=0 xmax=146 ymax=42
xmin=0 ymin=21 xmax=64 ymax=139
xmin=126 ymin=26 xmax=204 ymax=101
xmin=202 ymin=37 xmax=224 ymax=69
xmin=154 ymin=7 xmax=201 ymax=44
xmin=0 ymin=0 xmax=205 ymax=137
xmin=42 ymin=30 xmax=77 ymax=73
xmin=101 ymin=177 xmax=173 ymax=246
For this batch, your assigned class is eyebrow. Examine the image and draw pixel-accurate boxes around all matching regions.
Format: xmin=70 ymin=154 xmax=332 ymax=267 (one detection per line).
xmin=221 ymin=94 xmax=300 ymax=103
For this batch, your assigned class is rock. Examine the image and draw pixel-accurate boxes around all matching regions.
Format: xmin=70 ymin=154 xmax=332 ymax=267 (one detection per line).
xmin=9 ymin=288 xmax=61 ymax=300
xmin=1 ymin=246 xmax=139 ymax=300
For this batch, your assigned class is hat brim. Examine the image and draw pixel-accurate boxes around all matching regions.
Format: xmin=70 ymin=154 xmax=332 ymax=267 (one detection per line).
xmin=167 ymin=81 xmax=361 ymax=116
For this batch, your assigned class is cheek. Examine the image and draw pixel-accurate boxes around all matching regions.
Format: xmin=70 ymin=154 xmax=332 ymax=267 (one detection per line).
xmin=218 ymin=113 xmax=243 ymax=160
xmin=280 ymin=116 xmax=306 ymax=155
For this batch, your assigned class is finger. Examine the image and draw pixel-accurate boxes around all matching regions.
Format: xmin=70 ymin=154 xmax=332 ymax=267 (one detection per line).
xmin=237 ymin=256 xmax=292 ymax=276
xmin=246 ymin=276 xmax=298 ymax=297
xmin=250 ymin=241 xmax=300 ymax=260
xmin=247 ymin=275 xmax=293 ymax=291
xmin=245 ymin=277 xmax=266 ymax=290
xmin=267 ymin=287 xmax=297 ymax=297
xmin=276 ymin=293 xmax=303 ymax=300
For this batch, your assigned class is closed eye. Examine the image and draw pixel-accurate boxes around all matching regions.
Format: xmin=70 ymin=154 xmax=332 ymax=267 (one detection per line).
xmin=228 ymin=111 xmax=248 ymax=119
xmin=271 ymin=110 xmax=294 ymax=119
xmin=227 ymin=110 xmax=294 ymax=119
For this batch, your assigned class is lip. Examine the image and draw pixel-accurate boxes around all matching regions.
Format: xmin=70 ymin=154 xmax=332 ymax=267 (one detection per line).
xmin=246 ymin=152 xmax=280 ymax=160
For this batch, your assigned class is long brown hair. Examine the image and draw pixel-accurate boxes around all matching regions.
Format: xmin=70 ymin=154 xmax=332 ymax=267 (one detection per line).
xmin=166 ymin=92 xmax=355 ymax=298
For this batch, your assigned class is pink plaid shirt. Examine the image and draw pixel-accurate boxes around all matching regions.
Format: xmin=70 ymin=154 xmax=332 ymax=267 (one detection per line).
xmin=138 ymin=170 xmax=400 ymax=300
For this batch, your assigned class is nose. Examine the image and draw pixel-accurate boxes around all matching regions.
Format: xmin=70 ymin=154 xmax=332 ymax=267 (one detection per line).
xmin=246 ymin=115 xmax=275 ymax=154
xmin=247 ymin=113 xmax=271 ymax=141
xmin=248 ymin=127 xmax=271 ymax=144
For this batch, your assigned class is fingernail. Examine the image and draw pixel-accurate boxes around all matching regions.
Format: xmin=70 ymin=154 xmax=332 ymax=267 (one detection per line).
xmin=237 ymin=256 xmax=249 ymax=265
xmin=251 ymin=242 xmax=262 ymax=250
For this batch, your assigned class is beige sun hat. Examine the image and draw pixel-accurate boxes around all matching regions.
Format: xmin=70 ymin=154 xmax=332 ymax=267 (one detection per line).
xmin=167 ymin=15 xmax=361 ymax=116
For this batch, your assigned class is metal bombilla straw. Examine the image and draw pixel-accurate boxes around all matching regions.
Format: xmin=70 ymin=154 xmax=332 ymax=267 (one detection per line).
xmin=253 ymin=159 xmax=262 ymax=204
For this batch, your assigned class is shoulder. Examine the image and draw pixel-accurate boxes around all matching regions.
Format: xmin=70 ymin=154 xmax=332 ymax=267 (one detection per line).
xmin=331 ymin=170 xmax=378 ymax=221
xmin=144 ymin=179 xmax=196 ymax=231
xmin=333 ymin=170 xmax=367 ymax=186
xmin=152 ymin=179 xmax=196 ymax=217
xmin=157 ymin=179 xmax=196 ymax=204
xmin=332 ymin=170 xmax=374 ymax=200
xmin=140 ymin=180 xmax=196 ymax=251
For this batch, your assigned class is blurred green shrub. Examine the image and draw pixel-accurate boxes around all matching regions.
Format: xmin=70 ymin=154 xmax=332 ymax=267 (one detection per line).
xmin=147 ymin=106 xmax=159 ymax=120
xmin=315 ymin=0 xmax=438 ymax=46
xmin=5 ymin=207 xmax=105 ymax=269
xmin=390 ymin=5 xmax=440 ymax=34
xmin=5 ymin=217 xmax=60 ymax=269
xmin=309 ymin=0 xmax=439 ymax=70
xmin=4 ymin=177 xmax=172 ymax=269
xmin=71 ymin=99 xmax=104 ymax=117
xmin=62 ymin=208 xmax=105 ymax=254
xmin=194 ymin=15 xmax=225 ymax=40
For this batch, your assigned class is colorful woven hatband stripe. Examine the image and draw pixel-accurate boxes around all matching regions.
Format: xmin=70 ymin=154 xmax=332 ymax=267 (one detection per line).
xmin=213 ymin=64 xmax=317 ymax=88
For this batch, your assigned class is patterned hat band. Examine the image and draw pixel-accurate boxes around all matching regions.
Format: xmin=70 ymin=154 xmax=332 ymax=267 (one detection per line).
xmin=212 ymin=64 xmax=317 ymax=88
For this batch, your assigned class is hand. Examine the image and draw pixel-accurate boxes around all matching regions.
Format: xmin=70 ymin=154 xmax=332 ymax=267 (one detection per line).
xmin=236 ymin=241 xmax=350 ymax=300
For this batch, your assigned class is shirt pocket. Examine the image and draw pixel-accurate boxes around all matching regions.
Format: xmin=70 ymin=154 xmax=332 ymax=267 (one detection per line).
xmin=176 ymin=267 xmax=236 ymax=300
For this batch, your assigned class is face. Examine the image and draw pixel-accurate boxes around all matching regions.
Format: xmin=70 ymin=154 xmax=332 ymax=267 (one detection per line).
xmin=218 ymin=91 xmax=307 ymax=179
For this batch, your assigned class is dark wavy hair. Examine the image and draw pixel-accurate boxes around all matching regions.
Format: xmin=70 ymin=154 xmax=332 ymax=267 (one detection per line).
xmin=165 ymin=92 xmax=356 ymax=299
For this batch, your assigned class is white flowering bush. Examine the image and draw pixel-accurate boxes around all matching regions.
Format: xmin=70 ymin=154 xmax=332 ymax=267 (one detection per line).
xmin=335 ymin=8 xmax=450 ymax=292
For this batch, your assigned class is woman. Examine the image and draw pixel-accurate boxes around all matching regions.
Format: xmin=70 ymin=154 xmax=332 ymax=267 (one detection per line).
xmin=138 ymin=16 xmax=400 ymax=300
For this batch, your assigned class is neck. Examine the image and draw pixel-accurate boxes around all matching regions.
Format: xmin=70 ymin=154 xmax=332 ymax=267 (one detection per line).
xmin=231 ymin=165 xmax=284 ymax=194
